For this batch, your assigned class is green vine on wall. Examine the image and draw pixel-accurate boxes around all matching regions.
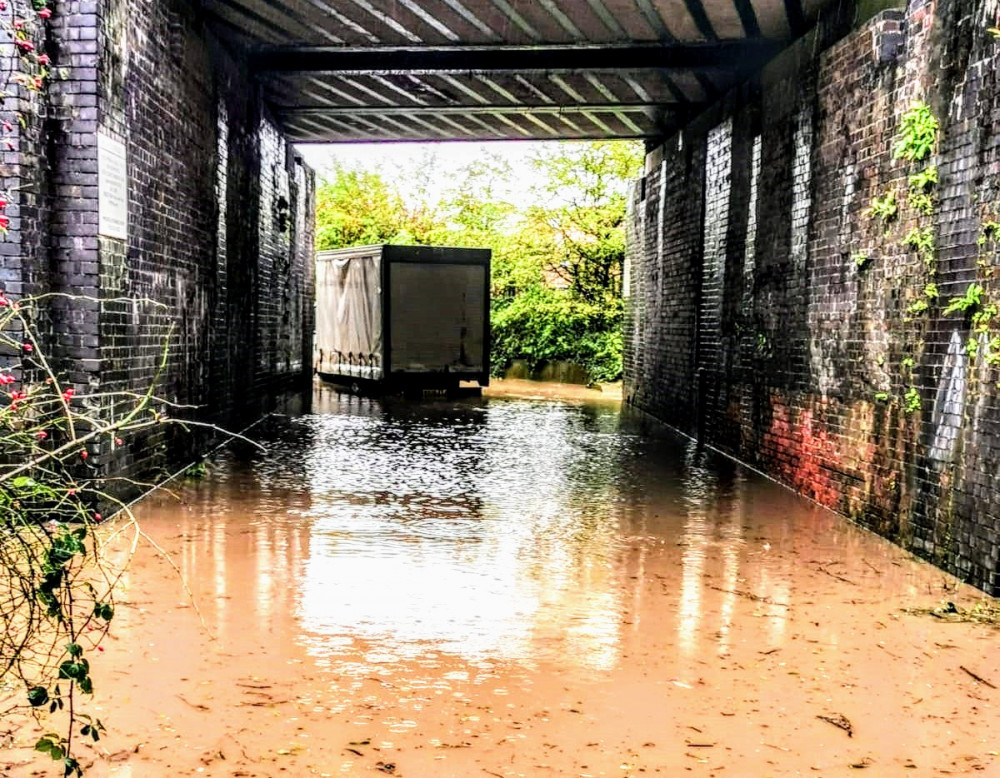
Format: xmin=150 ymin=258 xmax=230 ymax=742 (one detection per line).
xmin=859 ymin=102 xmax=943 ymax=411
xmin=865 ymin=189 xmax=898 ymax=224
xmin=877 ymin=37 xmax=1000 ymax=400
xmin=893 ymin=102 xmax=940 ymax=162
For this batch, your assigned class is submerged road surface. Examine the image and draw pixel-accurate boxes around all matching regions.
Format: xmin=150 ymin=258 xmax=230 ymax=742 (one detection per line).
xmin=8 ymin=382 xmax=1000 ymax=776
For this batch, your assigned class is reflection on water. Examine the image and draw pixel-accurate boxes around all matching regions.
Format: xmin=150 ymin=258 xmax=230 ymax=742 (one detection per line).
xmin=37 ymin=382 xmax=999 ymax=778
xmin=155 ymin=383 xmax=931 ymax=682
xmin=296 ymin=389 xmax=634 ymax=671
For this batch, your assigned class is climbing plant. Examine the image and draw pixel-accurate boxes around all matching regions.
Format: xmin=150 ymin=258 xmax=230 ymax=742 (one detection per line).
xmin=892 ymin=101 xmax=940 ymax=163
xmin=879 ymin=83 xmax=1000 ymax=408
xmin=0 ymin=292 xmax=175 ymax=776
xmin=857 ymin=101 xmax=944 ymax=410
xmin=0 ymin=3 xmax=165 ymax=775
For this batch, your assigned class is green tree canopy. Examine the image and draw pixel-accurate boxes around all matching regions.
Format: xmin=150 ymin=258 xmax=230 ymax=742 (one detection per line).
xmin=315 ymin=164 xmax=441 ymax=249
xmin=526 ymin=141 xmax=643 ymax=304
xmin=313 ymin=141 xmax=644 ymax=382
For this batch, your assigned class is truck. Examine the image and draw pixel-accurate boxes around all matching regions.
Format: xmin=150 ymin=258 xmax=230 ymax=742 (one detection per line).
xmin=314 ymin=244 xmax=491 ymax=391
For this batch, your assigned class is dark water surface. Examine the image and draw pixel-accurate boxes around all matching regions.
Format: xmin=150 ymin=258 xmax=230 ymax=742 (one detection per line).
xmin=7 ymin=382 xmax=999 ymax=777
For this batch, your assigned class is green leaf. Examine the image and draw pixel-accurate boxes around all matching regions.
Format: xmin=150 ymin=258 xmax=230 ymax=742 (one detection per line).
xmin=34 ymin=738 xmax=64 ymax=760
xmin=66 ymin=642 xmax=82 ymax=658
xmin=94 ymin=602 xmax=114 ymax=621
xmin=58 ymin=659 xmax=86 ymax=681
xmin=27 ymin=686 xmax=49 ymax=707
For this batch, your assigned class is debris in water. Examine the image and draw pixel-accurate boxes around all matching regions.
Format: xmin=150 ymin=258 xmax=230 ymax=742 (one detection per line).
xmin=817 ymin=566 xmax=857 ymax=585
xmin=817 ymin=713 xmax=854 ymax=737
xmin=959 ymin=666 xmax=997 ymax=689
xmin=904 ymin=599 xmax=1000 ymax=625
xmin=708 ymin=585 xmax=788 ymax=606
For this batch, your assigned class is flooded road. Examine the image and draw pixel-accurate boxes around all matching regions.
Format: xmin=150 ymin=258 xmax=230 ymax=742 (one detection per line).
xmin=6 ymin=382 xmax=1000 ymax=777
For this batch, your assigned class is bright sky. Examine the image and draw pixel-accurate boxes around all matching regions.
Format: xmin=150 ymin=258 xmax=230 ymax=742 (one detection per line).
xmin=295 ymin=140 xmax=585 ymax=207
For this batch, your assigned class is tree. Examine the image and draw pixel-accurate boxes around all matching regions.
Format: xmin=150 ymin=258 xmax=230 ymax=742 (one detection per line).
xmin=526 ymin=142 xmax=643 ymax=304
xmin=314 ymin=164 xmax=441 ymax=250
xmin=311 ymin=141 xmax=644 ymax=382
xmin=426 ymin=154 xmax=554 ymax=300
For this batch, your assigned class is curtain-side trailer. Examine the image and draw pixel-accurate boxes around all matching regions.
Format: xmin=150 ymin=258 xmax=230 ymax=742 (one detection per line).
xmin=314 ymin=245 xmax=491 ymax=390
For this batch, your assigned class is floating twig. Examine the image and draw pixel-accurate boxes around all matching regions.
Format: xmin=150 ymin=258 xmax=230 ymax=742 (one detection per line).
xmin=960 ymin=665 xmax=997 ymax=689
xmin=817 ymin=713 xmax=853 ymax=737
xmin=708 ymin=585 xmax=788 ymax=607
xmin=818 ymin=566 xmax=857 ymax=585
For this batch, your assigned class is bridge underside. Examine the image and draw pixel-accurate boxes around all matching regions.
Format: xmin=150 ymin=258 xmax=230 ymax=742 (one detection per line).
xmin=205 ymin=0 xmax=839 ymax=142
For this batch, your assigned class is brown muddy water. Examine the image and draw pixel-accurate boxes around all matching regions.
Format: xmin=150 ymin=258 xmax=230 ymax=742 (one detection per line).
xmin=5 ymin=382 xmax=1000 ymax=777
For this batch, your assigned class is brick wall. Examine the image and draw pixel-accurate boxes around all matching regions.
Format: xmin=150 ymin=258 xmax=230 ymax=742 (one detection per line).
xmin=4 ymin=0 xmax=315 ymax=481
xmin=626 ymin=0 xmax=1000 ymax=594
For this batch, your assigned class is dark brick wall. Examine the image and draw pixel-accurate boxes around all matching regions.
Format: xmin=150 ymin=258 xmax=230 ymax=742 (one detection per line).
xmin=624 ymin=135 xmax=705 ymax=426
xmin=5 ymin=0 xmax=315 ymax=479
xmin=626 ymin=0 xmax=1000 ymax=594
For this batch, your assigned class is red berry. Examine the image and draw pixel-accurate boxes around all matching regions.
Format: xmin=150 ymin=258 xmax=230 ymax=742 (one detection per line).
xmin=94 ymin=513 xmax=102 ymax=522
xmin=114 ymin=437 xmax=123 ymax=446
xmin=36 ymin=431 xmax=46 ymax=440
xmin=79 ymin=450 xmax=88 ymax=460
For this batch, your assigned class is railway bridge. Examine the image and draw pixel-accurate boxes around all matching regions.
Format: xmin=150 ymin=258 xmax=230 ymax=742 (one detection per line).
xmin=7 ymin=0 xmax=1000 ymax=593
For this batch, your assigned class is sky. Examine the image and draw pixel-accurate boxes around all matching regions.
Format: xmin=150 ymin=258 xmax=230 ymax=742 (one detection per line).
xmin=295 ymin=140 xmax=587 ymax=207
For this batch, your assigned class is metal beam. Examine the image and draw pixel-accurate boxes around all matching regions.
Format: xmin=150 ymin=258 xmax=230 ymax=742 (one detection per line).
xmin=632 ymin=0 xmax=675 ymax=42
xmin=682 ymin=0 xmax=717 ymax=40
xmin=250 ymin=40 xmax=783 ymax=73
xmin=584 ymin=0 xmax=628 ymax=39
xmin=290 ymin=122 xmax=653 ymax=142
xmin=784 ymin=0 xmax=806 ymax=36
xmin=275 ymin=103 xmax=679 ymax=116
xmin=732 ymin=0 xmax=761 ymax=37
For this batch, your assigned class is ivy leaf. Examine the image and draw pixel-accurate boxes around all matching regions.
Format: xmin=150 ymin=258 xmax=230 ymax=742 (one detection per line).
xmin=27 ymin=686 xmax=49 ymax=707
xmin=34 ymin=737 xmax=64 ymax=760
xmin=58 ymin=660 xmax=84 ymax=681
xmin=94 ymin=602 xmax=114 ymax=621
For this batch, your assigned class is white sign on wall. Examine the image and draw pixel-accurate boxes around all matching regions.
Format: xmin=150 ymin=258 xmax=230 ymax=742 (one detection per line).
xmin=98 ymin=132 xmax=128 ymax=240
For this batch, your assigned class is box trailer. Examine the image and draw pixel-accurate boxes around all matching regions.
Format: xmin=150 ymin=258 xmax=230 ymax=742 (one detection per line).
xmin=314 ymin=244 xmax=491 ymax=390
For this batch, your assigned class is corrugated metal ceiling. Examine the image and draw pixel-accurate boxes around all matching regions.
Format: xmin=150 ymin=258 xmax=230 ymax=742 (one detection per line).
xmin=203 ymin=0 xmax=837 ymax=142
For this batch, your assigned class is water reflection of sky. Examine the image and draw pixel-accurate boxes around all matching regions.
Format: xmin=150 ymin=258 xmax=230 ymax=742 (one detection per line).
xmin=154 ymin=385 xmax=930 ymax=687
xmin=296 ymin=392 xmax=631 ymax=671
